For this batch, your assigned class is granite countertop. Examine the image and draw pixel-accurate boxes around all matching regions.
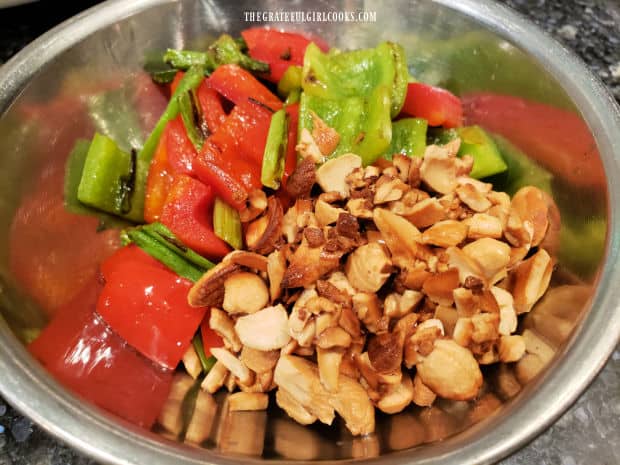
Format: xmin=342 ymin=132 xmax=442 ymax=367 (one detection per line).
xmin=0 ymin=1 xmax=619 ymax=464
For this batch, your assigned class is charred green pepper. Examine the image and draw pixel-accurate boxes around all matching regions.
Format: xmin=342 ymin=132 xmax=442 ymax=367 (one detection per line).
xmin=383 ymin=118 xmax=427 ymax=160
xmin=163 ymin=34 xmax=269 ymax=75
xmin=77 ymin=133 xmax=137 ymax=219
xmin=299 ymin=42 xmax=408 ymax=165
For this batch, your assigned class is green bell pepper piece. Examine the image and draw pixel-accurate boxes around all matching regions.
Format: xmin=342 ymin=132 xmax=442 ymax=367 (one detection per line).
xmin=299 ymin=93 xmax=365 ymax=159
xmin=354 ymin=85 xmax=392 ymax=162
xmin=386 ymin=42 xmax=409 ymax=117
xmin=302 ymin=43 xmax=394 ymax=101
xmin=64 ymin=139 xmax=130 ymax=229
xmin=383 ymin=118 xmax=427 ymax=160
xmin=261 ymin=109 xmax=289 ymax=190
xmin=457 ymin=126 xmax=508 ymax=179
xmin=299 ymin=42 xmax=409 ymax=165
xmin=77 ymin=133 xmax=136 ymax=218
xmin=302 ymin=42 xmax=408 ymax=114
xmin=133 ymin=65 xmax=205 ymax=221
xmin=277 ymin=65 xmax=302 ymax=99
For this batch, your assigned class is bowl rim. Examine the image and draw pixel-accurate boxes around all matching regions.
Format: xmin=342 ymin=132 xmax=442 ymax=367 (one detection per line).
xmin=0 ymin=0 xmax=619 ymax=464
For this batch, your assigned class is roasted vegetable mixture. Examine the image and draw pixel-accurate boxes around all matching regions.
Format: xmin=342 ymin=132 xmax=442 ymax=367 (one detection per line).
xmin=27 ymin=27 xmax=563 ymax=437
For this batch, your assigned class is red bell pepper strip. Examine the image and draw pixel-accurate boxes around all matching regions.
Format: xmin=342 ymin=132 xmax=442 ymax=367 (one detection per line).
xmin=160 ymin=174 xmax=230 ymax=258
xmin=96 ymin=252 xmax=207 ymax=370
xmin=462 ymin=93 xmax=604 ymax=189
xmin=30 ymin=278 xmax=173 ymax=428
xmin=241 ymin=28 xmax=328 ymax=82
xmin=282 ymin=103 xmax=299 ymax=185
xmin=194 ymin=142 xmax=261 ymax=210
xmin=144 ymin=128 xmax=174 ymax=224
xmin=144 ymin=115 xmax=198 ymax=223
xmin=209 ymin=64 xmax=283 ymax=112
xmin=100 ymin=244 xmax=165 ymax=278
xmin=400 ymin=82 xmax=463 ymax=128
xmin=200 ymin=315 xmax=223 ymax=358
xmin=209 ymin=101 xmax=272 ymax=166
xmin=165 ymin=115 xmax=197 ymax=175
xmin=196 ymin=80 xmax=227 ymax=133
xmin=194 ymin=151 xmax=250 ymax=210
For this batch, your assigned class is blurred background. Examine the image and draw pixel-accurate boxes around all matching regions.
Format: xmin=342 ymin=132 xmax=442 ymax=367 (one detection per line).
xmin=0 ymin=1 xmax=618 ymax=464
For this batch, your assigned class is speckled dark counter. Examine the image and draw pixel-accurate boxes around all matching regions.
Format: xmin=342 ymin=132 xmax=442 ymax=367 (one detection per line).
xmin=1 ymin=1 xmax=619 ymax=464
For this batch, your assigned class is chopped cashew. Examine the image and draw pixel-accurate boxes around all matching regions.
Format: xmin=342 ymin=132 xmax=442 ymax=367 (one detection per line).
xmin=511 ymin=249 xmax=553 ymax=314
xmin=420 ymin=144 xmax=459 ymax=194
xmin=463 ymin=213 xmax=503 ymax=240
xmin=455 ymin=183 xmax=492 ymax=212
xmin=223 ymin=272 xmax=269 ymax=314
xmin=211 ymin=348 xmax=253 ymax=386
xmin=315 ymin=154 xmax=363 ymax=198
xmin=274 ymin=355 xmax=336 ymax=425
xmin=490 ymin=286 xmax=517 ymax=335
xmin=235 ymin=305 xmax=291 ymax=351
xmin=416 ymin=339 xmax=483 ymax=400
xmin=453 ymin=317 xmax=474 ymax=347
xmin=508 ymin=186 xmax=550 ymax=247
xmin=201 ymin=361 xmax=229 ymax=393
xmin=377 ymin=372 xmax=414 ymax=414
xmin=210 ymin=308 xmax=242 ymax=352
xmin=317 ymin=347 xmax=343 ymax=392
xmin=317 ymin=326 xmax=352 ymax=349
xmin=405 ymin=197 xmax=447 ymax=229
xmin=462 ymin=238 xmax=511 ymax=284
xmin=423 ymin=268 xmax=460 ymax=306
xmin=311 ymin=111 xmax=340 ymax=156
xmin=182 ymin=345 xmax=202 ymax=380
xmin=240 ymin=346 xmax=280 ymax=373
xmin=315 ymin=198 xmax=346 ymax=227
xmin=352 ymin=292 xmax=384 ymax=333
xmin=422 ymin=220 xmax=469 ymax=247
xmin=187 ymin=262 xmax=240 ymax=307
xmin=373 ymin=208 xmax=431 ymax=268
xmin=345 ymin=242 xmax=392 ymax=293
xmin=267 ymin=249 xmax=286 ymax=302
xmin=296 ymin=127 xmax=324 ymax=163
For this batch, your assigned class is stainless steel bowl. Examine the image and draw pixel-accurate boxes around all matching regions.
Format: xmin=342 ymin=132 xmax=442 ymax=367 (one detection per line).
xmin=0 ymin=0 xmax=619 ymax=464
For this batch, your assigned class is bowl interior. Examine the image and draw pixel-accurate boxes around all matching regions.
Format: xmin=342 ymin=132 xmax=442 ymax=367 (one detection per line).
xmin=0 ymin=0 xmax=611 ymax=463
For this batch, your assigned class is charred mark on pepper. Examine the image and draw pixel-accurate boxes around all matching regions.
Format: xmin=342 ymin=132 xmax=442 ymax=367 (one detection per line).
xmin=248 ymin=97 xmax=276 ymax=113
xmin=117 ymin=148 xmax=137 ymax=215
